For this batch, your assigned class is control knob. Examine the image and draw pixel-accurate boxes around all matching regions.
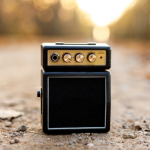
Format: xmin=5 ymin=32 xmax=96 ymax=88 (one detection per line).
xmin=75 ymin=53 xmax=84 ymax=63
xmin=88 ymin=53 xmax=96 ymax=62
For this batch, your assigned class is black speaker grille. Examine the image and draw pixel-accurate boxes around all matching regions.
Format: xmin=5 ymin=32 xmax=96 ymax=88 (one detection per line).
xmin=48 ymin=77 xmax=106 ymax=128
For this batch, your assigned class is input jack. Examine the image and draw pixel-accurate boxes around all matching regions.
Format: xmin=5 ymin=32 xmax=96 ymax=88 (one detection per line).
xmin=50 ymin=53 xmax=60 ymax=62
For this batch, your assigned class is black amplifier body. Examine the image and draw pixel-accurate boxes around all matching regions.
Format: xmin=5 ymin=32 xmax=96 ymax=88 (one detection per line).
xmin=37 ymin=42 xmax=111 ymax=134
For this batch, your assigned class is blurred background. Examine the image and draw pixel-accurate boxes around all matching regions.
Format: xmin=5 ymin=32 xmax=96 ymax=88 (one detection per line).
xmin=0 ymin=0 xmax=150 ymax=41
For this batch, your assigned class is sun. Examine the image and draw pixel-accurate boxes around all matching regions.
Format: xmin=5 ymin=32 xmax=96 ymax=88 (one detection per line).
xmin=76 ymin=0 xmax=134 ymax=41
xmin=76 ymin=0 xmax=134 ymax=27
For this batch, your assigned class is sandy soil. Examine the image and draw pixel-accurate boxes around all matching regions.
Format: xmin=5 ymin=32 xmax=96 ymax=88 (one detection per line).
xmin=0 ymin=37 xmax=150 ymax=150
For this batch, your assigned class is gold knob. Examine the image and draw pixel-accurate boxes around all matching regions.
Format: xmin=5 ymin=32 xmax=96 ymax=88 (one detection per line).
xmin=75 ymin=54 xmax=84 ymax=63
xmin=63 ymin=53 xmax=72 ymax=62
xmin=88 ymin=54 xmax=96 ymax=62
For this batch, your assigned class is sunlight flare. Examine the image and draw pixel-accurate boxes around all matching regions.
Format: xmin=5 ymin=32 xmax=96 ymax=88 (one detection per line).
xmin=76 ymin=0 xmax=133 ymax=27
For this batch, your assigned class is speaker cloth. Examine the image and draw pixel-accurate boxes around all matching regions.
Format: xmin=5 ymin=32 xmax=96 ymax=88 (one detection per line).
xmin=48 ymin=77 xmax=106 ymax=129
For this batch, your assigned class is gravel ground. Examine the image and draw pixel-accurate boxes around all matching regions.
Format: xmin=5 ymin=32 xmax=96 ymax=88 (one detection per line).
xmin=0 ymin=37 xmax=150 ymax=150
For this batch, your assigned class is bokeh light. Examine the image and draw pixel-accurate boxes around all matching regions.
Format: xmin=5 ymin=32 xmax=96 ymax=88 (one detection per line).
xmin=58 ymin=7 xmax=74 ymax=22
xmin=38 ymin=9 xmax=54 ymax=22
xmin=60 ymin=0 xmax=76 ymax=11
xmin=93 ymin=26 xmax=110 ymax=42
xmin=1 ymin=0 xmax=18 ymax=13
xmin=33 ymin=0 xmax=57 ymax=10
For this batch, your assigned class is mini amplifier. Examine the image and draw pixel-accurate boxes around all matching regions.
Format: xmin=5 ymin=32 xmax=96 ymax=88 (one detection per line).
xmin=37 ymin=42 xmax=111 ymax=134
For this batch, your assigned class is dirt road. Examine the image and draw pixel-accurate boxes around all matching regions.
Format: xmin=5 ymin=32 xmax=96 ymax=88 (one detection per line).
xmin=0 ymin=37 xmax=150 ymax=150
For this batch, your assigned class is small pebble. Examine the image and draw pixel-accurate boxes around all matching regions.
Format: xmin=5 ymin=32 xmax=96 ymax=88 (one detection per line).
xmin=122 ymin=124 xmax=129 ymax=129
xmin=87 ymin=143 xmax=94 ymax=147
xmin=99 ymin=140 xmax=106 ymax=144
xmin=85 ymin=133 xmax=90 ymax=136
xmin=14 ymin=138 xmax=19 ymax=143
xmin=147 ymin=132 xmax=150 ymax=136
xmin=143 ymin=143 xmax=148 ymax=146
xmin=29 ymin=131 xmax=34 ymax=133
xmin=144 ymin=132 xmax=148 ymax=135
xmin=55 ymin=143 xmax=64 ymax=146
xmin=46 ymin=146 xmax=51 ymax=149
xmin=13 ymin=132 xmax=18 ymax=135
xmin=47 ymin=138 xmax=50 ymax=140
xmin=137 ymin=140 xmax=143 ymax=144
xmin=78 ymin=137 xmax=82 ymax=141
xmin=20 ymin=133 xmax=23 ymax=137
xmin=11 ymin=128 xmax=16 ymax=132
xmin=73 ymin=140 xmax=76 ymax=143
xmin=69 ymin=142 xmax=73 ymax=145
xmin=2 ymin=144 xmax=7 ymax=147
xmin=10 ymin=140 xmax=15 ymax=144
xmin=123 ymin=133 xmax=137 ymax=139
xmin=5 ymin=122 xmax=12 ymax=127
xmin=18 ymin=124 xmax=27 ymax=131
xmin=91 ymin=137 xmax=96 ymax=140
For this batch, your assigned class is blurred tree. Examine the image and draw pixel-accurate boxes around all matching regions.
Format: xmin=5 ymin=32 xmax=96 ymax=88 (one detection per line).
xmin=0 ymin=0 xmax=92 ymax=37
xmin=110 ymin=0 xmax=150 ymax=39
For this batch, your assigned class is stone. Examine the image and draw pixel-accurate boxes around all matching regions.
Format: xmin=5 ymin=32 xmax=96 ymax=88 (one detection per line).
xmin=143 ymin=143 xmax=148 ymax=146
xmin=122 ymin=123 xmax=129 ymax=129
xmin=3 ymin=99 xmax=18 ymax=106
xmin=11 ymin=128 xmax=16 ymax=132
xmin=14 ymin=138 xmax=19 ymax=143
xmin=18 ymin=124 xmax=27 ymax=131
xmin=123 ymin=132 xmax=137 ymax=139
xmin=91 ymin=137 xmax=96 ymax=140
xmin=73 ymin=140 xmax=76 ymax=143
xmin=134 ymin=121 xmax=150 ymax=131
xmin=2 ymin=144 xmax=7 ymax=147
xmin=0 ymin=109 xmax=24 ymax=120
xmin=5 ymin=122 xmax=12 ymax=127
xmin=87 ymin=143 xmax=94 ymax=147
xmin=29 ymin=131 xmax=34 ymax=133
xmin=10 ymin=140 xmax=15 ymax=144
xmin=99 ymin=140 xmax=106 ymax=144
xmin=55 ymin=143 xmax=64 ymax=146
xmin=13 ymin=132 xmax=18 ymax=135
xmin=147 ymin=132 xmax=150 ymax=136
xmin=78 ymin=137 xmax=82 ymax=140
xmin=144 ymin=132 xmax=148 ymax=135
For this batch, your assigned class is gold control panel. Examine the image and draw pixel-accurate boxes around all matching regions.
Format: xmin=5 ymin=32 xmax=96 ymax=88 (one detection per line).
xmin=48 ymin=50 xmax=106 ymax=66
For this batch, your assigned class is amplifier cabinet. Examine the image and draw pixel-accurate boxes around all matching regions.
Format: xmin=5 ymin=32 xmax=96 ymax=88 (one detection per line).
xmin=40 ymin=70 xmax=111 ymax=134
